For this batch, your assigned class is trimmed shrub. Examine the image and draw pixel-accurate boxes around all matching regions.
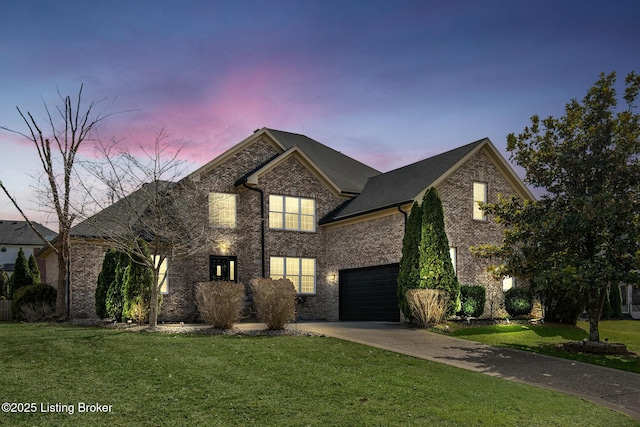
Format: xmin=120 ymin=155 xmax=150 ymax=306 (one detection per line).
xmin=96 ymin=249 xmax=119 ymax=319
xmin=20 ymin=302 xmax=55 ymax=322
xmin=122 ymin=241 xmax=154 ymax=324
xmin=11 ymin=284 xmax=57 ymax=320
xmin=10 ymin=248 xmax=33 ymax=297
xmin=405 ymin=289 xmax=448 ymax=327
xmin=250 ymin=278 xmax=296 ymax=330
xmin=504 ymin=287 xmax=533 ymax=317
xmin=106 ymin=252 xmax=129 ymax=322
xmin=397 ymin=202 xmax=422 ymax=320
xmin=458 ymin=285 xmax=486 ymax=318
xmin=195 ymin=281 xmax=245 ymax=329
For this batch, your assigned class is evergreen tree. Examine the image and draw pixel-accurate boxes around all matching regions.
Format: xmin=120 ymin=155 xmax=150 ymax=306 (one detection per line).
xmin=106 ymin=252 xmax=129 ymax=321
xmin=610 ymin=284 xmax=623 ymax=320
xmin=28 ymin=255 xmax=41 ymax=285
xmin=419 ymin=188 xmax=460 ymax=315
xmin=122 ymin=240 xmax=154 ymax=324
xmin=0 ymin=271 xmax=9 ymax=298
xmin=10 ymin=248 xmax=33 ymax=297
xmin=96 ymin=249 xmax=119 ymax=319
xmin=397 ymin=202 xmax=423 ymax=319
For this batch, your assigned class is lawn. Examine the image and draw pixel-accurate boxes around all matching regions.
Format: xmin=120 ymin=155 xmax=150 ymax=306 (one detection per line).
xmin=447 ymin=320 xmax=640 ymax=373
xmin=0 ymin=324 xmax=638 ymax=426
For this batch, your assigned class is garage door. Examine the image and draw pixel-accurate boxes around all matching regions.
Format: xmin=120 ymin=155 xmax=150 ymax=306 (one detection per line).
xmin=339 ymin=263 xmax=400 ymax=321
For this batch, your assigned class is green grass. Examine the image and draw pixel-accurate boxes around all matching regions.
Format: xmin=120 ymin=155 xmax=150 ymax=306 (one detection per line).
xmin=0 ymin=324 xmax=637 ymax=426
xmin=447 ymin=320 xmax=640 ymax=373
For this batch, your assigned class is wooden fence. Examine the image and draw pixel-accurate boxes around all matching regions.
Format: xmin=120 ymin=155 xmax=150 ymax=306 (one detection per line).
xmin=0 ymin=300 xmax=11 ymax=321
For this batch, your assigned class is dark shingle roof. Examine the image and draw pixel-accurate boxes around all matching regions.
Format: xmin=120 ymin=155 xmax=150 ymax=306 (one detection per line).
xmin=322 ymin=139 xmax=487 ymax=223
xmin=267 ymin=129 xmax=380 ymax=194
xmin=70 ymin=181 xmax=175 ymax=239
xmin=0 ymin=221 xmax=56 ymax=245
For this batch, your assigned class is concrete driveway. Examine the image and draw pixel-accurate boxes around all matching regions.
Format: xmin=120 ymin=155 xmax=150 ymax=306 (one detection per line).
xmin=287 ymin=321 xmax=640 ymax=421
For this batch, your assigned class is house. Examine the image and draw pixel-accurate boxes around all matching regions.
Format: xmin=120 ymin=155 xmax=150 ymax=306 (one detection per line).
xmin=0 ymin=220 xmax=55 ymax=279
xmin=39 ymin=128 xmax=535 ymax=321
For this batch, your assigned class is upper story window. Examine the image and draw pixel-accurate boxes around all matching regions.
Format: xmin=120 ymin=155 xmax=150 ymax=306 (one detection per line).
xmin=473 ymin=182 xmax=487 ymax=221
xmin=268 ymin=195 xmax=315 ymax=232
xmin=209 ymin=192 xmax=236 ymax=228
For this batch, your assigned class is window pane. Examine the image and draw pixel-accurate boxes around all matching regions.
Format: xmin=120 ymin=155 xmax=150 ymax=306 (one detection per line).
xmin=285 ymin=197 xmax=299 ymax=213
xmin=288 ymin=276 xmax=300 ymax=292
xmin=301 ymin=258 xmax=315 ymax=275
xmin=229 ymin=261 xmax=235 ymax=282
xmin=269 ymin=212 xmax=283 ymax=229
xmin=286 ymin=257 xmax=299 ymax=275
xmin=270 ymin=257 xmax=284 ymax=276
xmin=285 ymin=213 xmax=298 ymax=229
xmin=301 ymin=199 xmax=314 ymax=215
xmin=300 ymin=276 xmax=315 ymax=293
xmin=269 ymin=195 xmax=283 ymax=212
xmin=300 ymin=215 xmax=314 ymax=231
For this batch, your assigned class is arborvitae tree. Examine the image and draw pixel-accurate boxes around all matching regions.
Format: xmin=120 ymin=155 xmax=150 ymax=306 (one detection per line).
xmin=0 ymin=271 xmax=9 ymax=298
xmin=419 ymin=188 xmax=460 ymax=316
xmin=96 ymin=249 xmax=119 ymax=319
xmin=28 ymin=254 xmax=41 ymax=285
xmin=10 ymin=248 xmax=33 ymax=297
xmin=610 ymin=284 xmax=623 ymax=320
xmin=122 ymin=240 xmax=154 ymax=324
xmin=106 ymin=251 xmax=129 ymax=321
xmin=397 ymin=202 xmax=423 ymax=320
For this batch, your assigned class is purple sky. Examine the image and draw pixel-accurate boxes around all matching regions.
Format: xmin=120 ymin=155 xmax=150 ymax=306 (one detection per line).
xmin=1 ymin=0 xmax=639 ymax=230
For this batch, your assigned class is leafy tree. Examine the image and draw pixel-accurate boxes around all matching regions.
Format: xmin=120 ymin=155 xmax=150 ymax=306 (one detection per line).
xmin=397 ymin=202 xmax=422 ymax=319
xmin=28 ymin=255 xmax=41 ymax=285
xmin=96 ymin=248 xmax=119 ymax=319
xmin=11 ymin=248 xmax=33 ymax=297
xmin=474 ymin=72 xmax=640 ymax=341
xmin=122 ymin=240 xmax=154 ymax=324
xmin=419 ymin=188 xmax=460 ymax=316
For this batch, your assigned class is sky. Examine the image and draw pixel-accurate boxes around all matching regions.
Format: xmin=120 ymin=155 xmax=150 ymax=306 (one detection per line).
xmin=1 ymin=0 xmax=639 ymax=231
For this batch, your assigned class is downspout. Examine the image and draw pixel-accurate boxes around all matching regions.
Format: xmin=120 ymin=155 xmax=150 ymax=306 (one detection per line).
xmin=397 ymin=203 xmax=408 ymax=228
xmin=243 ymin=183 xmax=266 ymax=278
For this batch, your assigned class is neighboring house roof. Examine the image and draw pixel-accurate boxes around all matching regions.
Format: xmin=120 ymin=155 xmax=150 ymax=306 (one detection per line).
xmin=190 ymin=128 xmax=380 ymax=195
xmin=321 ymin=138 xmax=534 ymax=224
xmin=0 ymin=220 xmax=56 ymax=245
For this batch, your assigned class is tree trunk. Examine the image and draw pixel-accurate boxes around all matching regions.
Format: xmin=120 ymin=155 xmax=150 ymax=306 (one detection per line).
xmin=148 ymin=270 xmax=159 ymax=327
xmin=55 ymin=231 xmax=70 ymax=319
xmin=585 ymin=286 xmax=607 ymax=342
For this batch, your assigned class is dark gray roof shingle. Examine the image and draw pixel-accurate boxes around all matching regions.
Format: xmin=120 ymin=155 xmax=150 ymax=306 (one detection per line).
xmin=0 ymin=221 xmax=56 ymax=245
xmin=267 ymin=129 xmax=380 ymax=194
xmin=322 ymin=138 xmax=487 ymax=223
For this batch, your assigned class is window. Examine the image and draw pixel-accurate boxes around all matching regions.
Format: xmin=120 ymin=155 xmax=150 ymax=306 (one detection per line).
xmin=473 ymin=182 xmax=487 ymax=220
xmin=209 ymin=192 xmax=236 ymax=228
xmin=449 ymin=247 xmax=457 ymax=275
xmin=153 ymin=255 xmax=169 ymax=294
xmin=270 ymin=256 xmax=316 ymax=294
xmin=269 ymin=195 xmax=315 ymax=231
xmin=502 ymin=276 xmax=514 ymax=292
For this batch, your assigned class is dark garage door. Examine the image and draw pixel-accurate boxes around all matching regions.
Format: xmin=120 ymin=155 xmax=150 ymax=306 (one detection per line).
xmin=339 ymin=263 xmax=400 ymax=321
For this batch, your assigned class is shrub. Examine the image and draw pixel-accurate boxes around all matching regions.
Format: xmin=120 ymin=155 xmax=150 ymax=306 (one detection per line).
xmin=504 ymin=287 xmax=533 ymax=317
xmin=96 ymin=249 xmax=119 ymax=319
xmin=250 ymin=278 xmax=296 ymax=330
xmin=405 ymin=289 xmax=448 ymax=326
xmin=20 ymin=302 xmax=55 ymax=322
xmin=537 ymin=286 xmax=583 ymax=324
xmin=28 ymin=254 xmax=41 ymax=285
xmin=458 ymin=285 xmax=486 ymax=318
xmin=195 ymin=281 xmax=245 ymax=329
xmin=11 ymin=284 xmax=57 ymax=320
xmin=10 ymin=247 xmax=33 ymax=297
xmin=610 ymin=284 xmax=623 ymax=320
xmin=0 ymin=271 xmax=9 ymax=298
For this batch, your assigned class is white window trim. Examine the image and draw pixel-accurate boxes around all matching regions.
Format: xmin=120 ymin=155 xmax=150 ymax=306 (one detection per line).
xmin=268 ymin=195 xmax=316 ymax=232
xmin=269 ymin=256 xmax=316 ymax=294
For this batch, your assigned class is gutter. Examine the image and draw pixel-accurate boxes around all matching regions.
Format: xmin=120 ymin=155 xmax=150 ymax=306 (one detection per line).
xmin=397 ymin=203 xmax=408 ymax=227
xmin=242 ymin=183 xmax=266 ymax=278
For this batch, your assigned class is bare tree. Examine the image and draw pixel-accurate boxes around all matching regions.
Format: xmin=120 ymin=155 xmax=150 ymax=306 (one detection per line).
xmin=80 ymin=130 xmax=212 ymax=327
xmin=0 ymin=85 xmax=113 ymax=318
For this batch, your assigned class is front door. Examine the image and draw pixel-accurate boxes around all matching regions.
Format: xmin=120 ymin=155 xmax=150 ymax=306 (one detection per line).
xmin=209 ymin=256 xmax=237 ymax=282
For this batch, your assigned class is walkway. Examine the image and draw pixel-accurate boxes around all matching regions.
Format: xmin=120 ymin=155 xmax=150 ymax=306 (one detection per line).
xmin=284 ymin=321 xmax=640 ymax=421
